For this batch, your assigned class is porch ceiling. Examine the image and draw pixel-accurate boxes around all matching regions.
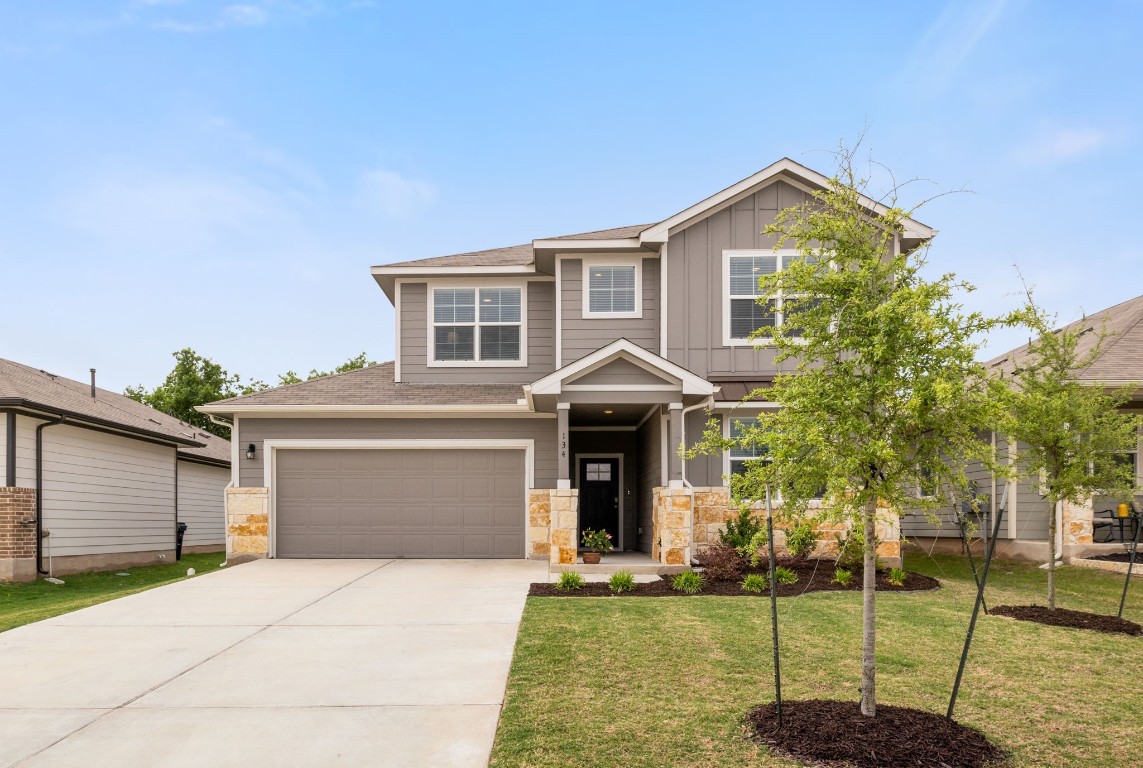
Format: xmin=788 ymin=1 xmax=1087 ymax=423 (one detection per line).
xmin=569 ymin=402 xmax=655 ymax=427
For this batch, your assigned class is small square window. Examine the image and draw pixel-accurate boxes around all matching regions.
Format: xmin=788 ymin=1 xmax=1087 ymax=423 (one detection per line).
xmin=583 ymin=262 xmax=640 ymax=317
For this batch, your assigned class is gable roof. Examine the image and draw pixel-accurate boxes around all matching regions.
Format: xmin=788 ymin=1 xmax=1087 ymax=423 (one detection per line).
xmin=198 ymin=362 xmax=529 ymax=415
xmin=0 ymin=358 xmax=230 ymax=465
xmin=985 ymin=294 xmax=1143 ymax=385
xmin=527 ymin=339 xmax=715 ymax=397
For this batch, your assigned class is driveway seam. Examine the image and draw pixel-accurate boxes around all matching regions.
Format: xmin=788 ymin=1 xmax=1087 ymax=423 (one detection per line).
xmin=9 ymin=560 xmax=395 ymax=768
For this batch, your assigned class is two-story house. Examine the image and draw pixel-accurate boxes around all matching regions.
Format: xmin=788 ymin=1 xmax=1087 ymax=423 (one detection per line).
xmin=200 ymin=158 xmax=932 ymax=568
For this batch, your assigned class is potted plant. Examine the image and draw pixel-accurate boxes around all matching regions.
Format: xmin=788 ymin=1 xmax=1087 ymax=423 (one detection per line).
xmin=580 ymin=528 xmax=614 ymax=564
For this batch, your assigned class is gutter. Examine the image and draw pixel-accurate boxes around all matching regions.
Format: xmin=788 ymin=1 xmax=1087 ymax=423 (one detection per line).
xmin=679 ymin=396 xmax=715 ymax=489
xmin=0 ymin=399 xmax=203 ymax=448
xmin=35 ymin=415 xmax=65 ymax=575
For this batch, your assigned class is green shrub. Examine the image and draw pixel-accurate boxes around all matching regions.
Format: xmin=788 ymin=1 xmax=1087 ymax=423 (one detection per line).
xmin=888 ymin=567 xmax=908 ymax=587
xmin=741 ymin=573 xmax=768 ymax=593
xmin=698 ymin=542 xmax=745 ymax=581
xmin=720 ymin=507 xmax=764 ymax=550
xmin=672 ymin=571 xmax=705 ymax=595
xmin=785 ymin=521 xmax=817 ymax=560
xmin=835 ymin=528 xmax=883 ymax=571
xmin=738 ymin=529 xmax=770 ymax=568
xmin=832 ymin=567 xmax=854 ymax=586
xmin=554 ymin=571 xmax=585 ymax=591
xmin=773 ymin=566 xmax=798 ymax=585
xmin=609 ymin=570 xmax=636 ymax=593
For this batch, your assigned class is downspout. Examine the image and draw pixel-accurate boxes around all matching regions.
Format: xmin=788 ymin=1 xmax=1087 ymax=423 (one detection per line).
xmin=35 ymin=416 xmax=65 ymax=575
xmin=679 ymin=396 xmax=715 ymax=489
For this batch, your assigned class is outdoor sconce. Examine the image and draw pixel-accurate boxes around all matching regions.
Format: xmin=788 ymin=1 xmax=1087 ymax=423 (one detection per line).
xmin=246 ymin=444 xmax=256 ymax=460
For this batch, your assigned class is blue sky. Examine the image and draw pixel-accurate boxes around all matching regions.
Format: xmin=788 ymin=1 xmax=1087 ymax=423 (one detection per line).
xmin=2 ymin=0 xmax=1140 ymax=392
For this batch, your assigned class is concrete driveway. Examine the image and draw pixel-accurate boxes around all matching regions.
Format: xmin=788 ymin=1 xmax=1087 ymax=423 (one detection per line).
xmin=0 ymin=558 xmax=545 ymax=768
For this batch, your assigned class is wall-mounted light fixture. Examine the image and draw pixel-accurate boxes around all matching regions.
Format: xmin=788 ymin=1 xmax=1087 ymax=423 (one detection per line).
xmin=246 ymin=444 xmax=256 ymax=460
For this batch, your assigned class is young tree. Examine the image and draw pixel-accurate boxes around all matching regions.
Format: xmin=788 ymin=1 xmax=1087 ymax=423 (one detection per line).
xmin=689 ymin=146 xmax=1020 ymax=717
xmin=1004 ymin=291 xmax=1140 ymax=609
xmin=125 ymin=348 xmax=248 ymax=438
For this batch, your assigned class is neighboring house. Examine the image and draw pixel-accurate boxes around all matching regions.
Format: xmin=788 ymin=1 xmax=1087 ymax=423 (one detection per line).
xmin=0 ymin=359 xmax=231 ymax=581
xmin=903 ymin=294 xmax=1143 ymax=560
xmin=200 ymin=158 xmax=932 ymax=568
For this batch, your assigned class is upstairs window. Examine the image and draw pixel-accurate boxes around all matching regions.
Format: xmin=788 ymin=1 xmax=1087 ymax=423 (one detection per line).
xmin=431 ymin=286 xmax=523 ymax=365
xmin=724 ymin=250 xmax=816 ymax=345
xmin=582 ymin=259 xmax=642 ymax=318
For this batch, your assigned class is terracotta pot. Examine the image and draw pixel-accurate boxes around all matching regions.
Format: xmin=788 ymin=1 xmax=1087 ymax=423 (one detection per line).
xmin=582 ymin=552 xmax=601 ymax=564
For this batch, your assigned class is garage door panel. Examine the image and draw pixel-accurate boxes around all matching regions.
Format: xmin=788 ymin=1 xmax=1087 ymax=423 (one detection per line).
xmin=275 ymin=448 xmax=525 ymax=558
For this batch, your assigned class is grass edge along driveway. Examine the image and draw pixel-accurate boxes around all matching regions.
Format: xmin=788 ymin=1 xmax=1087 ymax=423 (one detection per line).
xmin=491 ymin=554 xmax=1142 ymax=768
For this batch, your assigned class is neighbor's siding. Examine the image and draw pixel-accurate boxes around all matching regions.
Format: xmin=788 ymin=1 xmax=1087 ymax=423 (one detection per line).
xmin=636 ymin=408 xmax=663 ymax=553
xmin=569 ymin=430 xmax=638 ymax=551
xmin=0 ymin=412 xmax=7 ymax=485
xmin=238 ymin=417 xmax=558 ymax=489
xmin=9 ymin=415 xmax=39 ymax=488
xmin=177 ymin=460 xmax=228 ymax=548
xmin=560 ymin=258 xmax=659 ymax=366
xmin=901 ymin=433 xmax=1005 ymax=540
xmin=398 ymin=280 xmax=556 ymax=383
xmin=40 ymin=425 xmax=176 ymax=557
xmin=665 ymin=181 xmax=812 ymax=379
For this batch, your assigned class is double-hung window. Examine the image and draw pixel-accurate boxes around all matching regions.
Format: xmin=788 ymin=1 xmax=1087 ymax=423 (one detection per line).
xmin=724 ymin=249 xmax=816 ymax=344
xmin=727 ymin=417 xmax=767 ymax=478
xmin=582 ymin=258 xmax=641 ymax=318
xmin=431 ymin=286 xmax=523 ymax=364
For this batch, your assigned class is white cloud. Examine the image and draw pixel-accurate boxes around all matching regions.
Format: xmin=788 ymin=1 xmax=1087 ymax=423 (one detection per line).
xmin=893 ymin=0 xmax=1010 ymax=93
xmin=358 ymin=168 xmax=437 ymax=218
xmin=220 ymin=4 xmax=270 ymax=27
xmin=1009 ymin=125 xmax=1117 ymax=167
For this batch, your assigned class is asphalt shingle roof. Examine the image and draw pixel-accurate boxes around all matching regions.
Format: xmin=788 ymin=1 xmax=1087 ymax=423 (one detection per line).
xmin=0 ymin=358 xmax=230 ymax=464
xmin=206 ymin=362 xmax=524 ymax=407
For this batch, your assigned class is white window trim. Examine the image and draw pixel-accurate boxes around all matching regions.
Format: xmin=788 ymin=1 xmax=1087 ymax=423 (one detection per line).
xmin=427 ymin=279 xmax=529 ymax=368
xmin=581 ymin=255 xmax=643 ymax=319
xmin=722 ymin=249 xmax=807 ymax=347
xmin=262 ymin=438 xmax=535 ymax=559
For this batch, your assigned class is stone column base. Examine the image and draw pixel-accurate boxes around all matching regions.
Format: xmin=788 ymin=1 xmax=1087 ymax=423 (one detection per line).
xmin=548 ymin=489 xmax=579 ymax=566
xmin=653 ymin=487 xmax=693 ymax=565
xmin=226 ymin=487 xmax=270 ymax=560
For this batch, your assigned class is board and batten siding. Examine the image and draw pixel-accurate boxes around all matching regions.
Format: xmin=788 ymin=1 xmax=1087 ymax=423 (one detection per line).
xmin=636 ymin=408 xmax=663 ymax=553
xmin=177 ymin=460 xmax=227 ymax=548
xmin=237 ymin=417 xmax=558 ymax=489
xmin=398 ymin=280 xmax=556 ymax=383
xmin=560 ymin=257 xmax=659 ymax=367
xmin=664 ymin=181 xmax=811 ymax=379
xmin=40 ymin=424 xmax=176 ymax=558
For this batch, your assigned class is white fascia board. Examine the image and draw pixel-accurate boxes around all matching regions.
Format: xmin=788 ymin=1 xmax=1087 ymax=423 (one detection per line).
xmin=371 ymin=265 xmax=537 ymax=276
xmin=529 ymin=338 xmax=714 ymax=397
xmin=532 ymin=237 xmax=648 ymax=252
xmin=639 ymin=158 xmax=934 ymax=244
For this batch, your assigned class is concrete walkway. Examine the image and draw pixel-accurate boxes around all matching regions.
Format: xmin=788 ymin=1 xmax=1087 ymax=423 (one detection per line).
xmin=0 ymin=558 xmax=545 ymax=768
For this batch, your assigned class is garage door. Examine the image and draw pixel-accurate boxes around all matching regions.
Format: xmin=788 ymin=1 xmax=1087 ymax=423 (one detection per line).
xmin=274 ymin=448 xmax=526 ymax=558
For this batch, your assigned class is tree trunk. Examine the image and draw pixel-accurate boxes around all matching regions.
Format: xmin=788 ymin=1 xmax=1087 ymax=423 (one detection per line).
xmin=860 ymin=498 xmax=878 ymax=717
xmin=1047 ymin=500 xmax=1057 ymax=610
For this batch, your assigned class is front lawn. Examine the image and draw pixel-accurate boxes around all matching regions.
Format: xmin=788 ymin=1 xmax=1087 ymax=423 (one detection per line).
xmin=491 ymin=554 xmax=1142 ymax=768
xmin=0 ymin=552 xmax=224 ymax=632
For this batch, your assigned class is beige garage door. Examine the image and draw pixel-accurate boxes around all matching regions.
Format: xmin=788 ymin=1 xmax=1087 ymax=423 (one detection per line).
xmin=275 ymin=448 xmax=526 ymax=558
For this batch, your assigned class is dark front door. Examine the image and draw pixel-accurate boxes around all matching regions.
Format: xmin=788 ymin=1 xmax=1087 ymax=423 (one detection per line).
xmin=578 ymin=458 xmax=620 ymax=548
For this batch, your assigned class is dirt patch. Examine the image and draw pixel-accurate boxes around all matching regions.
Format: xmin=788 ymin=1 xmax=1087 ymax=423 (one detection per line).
xmin=1083 ymin=552 xmax=1140 ymax=564
xmin=529 ymin=559 xmax=939 ymax=598
xmin=990 ymin=605 xmax=1142 ymax=636
xmin=745 ymin=699 xmax=1008 ymax=768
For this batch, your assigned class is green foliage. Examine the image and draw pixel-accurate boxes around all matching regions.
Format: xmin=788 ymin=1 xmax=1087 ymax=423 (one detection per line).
xmin=836 ymin=528 xmax=883 ymax=571
xmin=832 ymin=567 xmax=854 ymax=587
xmin=741 ymin=573 xmax=768 ymax=593
xmin=738 ymin=529 xmax=770 ymax=568
xmin=580 ymin=528 xmax=614 ymax=553
xmin=277 ymin=352 xmax=376 ymax=386
xmin=785 ymin=521 xmax=817 ymax=560
xmin=671 ymin=571 xmax=705 ymax=595
xmin=773 ymin=566 xmax=798 ymax=585
xmin=719 ymin=507 xmax=764 ymax=550
xmin=608 ymin=570 xmax=636 ymax=593
xmin=697 ymin=542 xmax=745 ymax=582
xmin=888 ymin=568 xmax=908 ymax=587
xmin=554 ymin=571 xmax=585 ymax=591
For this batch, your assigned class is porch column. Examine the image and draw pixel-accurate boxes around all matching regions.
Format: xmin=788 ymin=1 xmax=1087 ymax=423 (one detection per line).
xmin=667 ymin=402 xmax=684 ymax=489
xmin=557 ymin=403 xmax=571 ymax=490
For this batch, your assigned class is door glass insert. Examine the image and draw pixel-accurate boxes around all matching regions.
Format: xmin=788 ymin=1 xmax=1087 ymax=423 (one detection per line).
xmin=585 ymin=462 xmax=612 ymax=481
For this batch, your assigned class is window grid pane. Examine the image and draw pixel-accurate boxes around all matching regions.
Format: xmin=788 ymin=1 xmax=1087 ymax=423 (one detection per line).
xmin=433 ymin=289 xmax=476 ymax=324
xmin=730 ymin=298 xmax=777 ymax=339
xmin=588 ymin=266 xmax=637 ymax=313
xmin=434 ymin=326 xmax=475 ymax=361
xmin=479 ymin=288 xmax=521 ymax=323
xmin=729 ymin=255 xmax=777 ymax=296
xmin=479 ymin=325 xmax=520 ymax=361
xmin=730 ymin=418 xmax=765 ymax=460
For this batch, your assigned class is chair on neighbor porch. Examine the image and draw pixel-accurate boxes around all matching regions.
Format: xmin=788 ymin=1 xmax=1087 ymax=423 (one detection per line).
xmin=1093 ymin=502 xmax=1140 ymax=544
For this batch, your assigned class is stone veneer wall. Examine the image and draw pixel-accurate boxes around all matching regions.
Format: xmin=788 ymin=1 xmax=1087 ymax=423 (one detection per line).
xmin=652 ymin=487 xmax=693 ymax=565
xmin=546 ymin=489 xmax=579 ymax=566
xmin=0 ymin=487 xmax=37 ymax=582
xmin=690 ymin=487 xmax=902 ymax=566
xmin=1062 ymin=498 xmax=1094 ymax=548
xmin=226 ymin=487 xmax=270 ymax=560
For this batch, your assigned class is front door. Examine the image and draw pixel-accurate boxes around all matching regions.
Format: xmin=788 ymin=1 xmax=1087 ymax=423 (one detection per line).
xmin=578 ymin=457 xmax=620 ymax=548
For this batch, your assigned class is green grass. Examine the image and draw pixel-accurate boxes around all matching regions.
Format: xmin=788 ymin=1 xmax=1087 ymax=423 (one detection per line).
xmin=491 ymin=554 xmax=1143 ymax=768
xmin=0 ymin=552 xmax=225 ymax=632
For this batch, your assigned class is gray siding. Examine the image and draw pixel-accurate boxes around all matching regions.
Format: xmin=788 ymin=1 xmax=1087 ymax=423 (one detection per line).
xmin=902 ymin=434 xmax=1005 ymax=539
xmin=238 ymin=417 xmax=557 ymax=489
xmin=177 ymin=460 xmax=228 ymax=548
xmin=569 ymin=358 xmax=675 ymax=387
xmin=8 ymin=414 xmax=38 ymax=488
xmin=570 ymin=430 xmax=638 ymax=551
xmin=636 ymin=409 xmax=663 ymax=553
xmin=684 ymin=410 xmax=724 ymax=487
xmin=398 ymin=280 xmax=555 ymax=383
xmin=40 ymin=425 xmax=176 ymax=557
xmin=560 ymin=258 xmax=659 ymax=366
xmin=1015 ymin=470 xmax=1050 ymax=541
xmin=665 ymin=181 xmax=810 ymax=378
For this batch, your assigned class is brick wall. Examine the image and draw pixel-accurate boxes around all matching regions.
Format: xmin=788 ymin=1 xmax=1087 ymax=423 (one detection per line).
xmin=1 ymin=487 xmax=37 ymax=581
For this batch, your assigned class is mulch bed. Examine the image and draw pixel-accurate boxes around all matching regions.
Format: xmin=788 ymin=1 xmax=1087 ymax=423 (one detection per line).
xmin=990 ymin=605 xmax=1142 ymax=636
xmin=745 ymin=699 xmax=1008 ymax=768
xmin=1083 ymin=552 xmax=1140 ymax=563
xmin=528 ymin=558 xmax=940 ymax=598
